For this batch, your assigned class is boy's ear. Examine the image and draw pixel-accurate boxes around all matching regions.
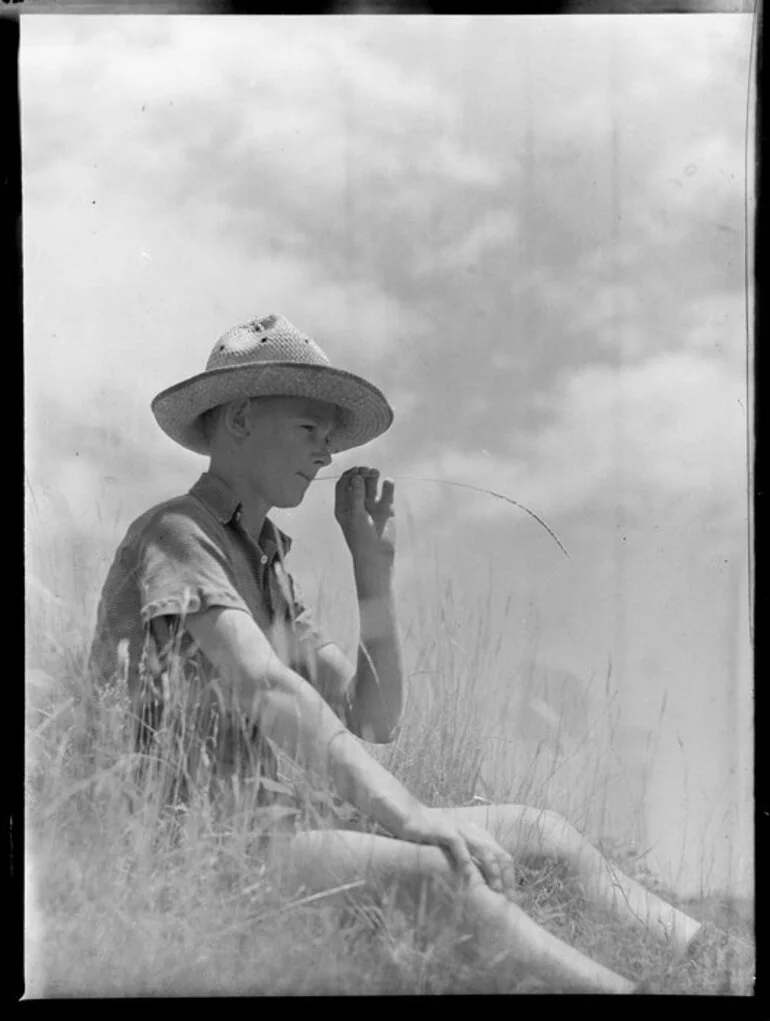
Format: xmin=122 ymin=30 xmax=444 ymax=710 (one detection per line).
xmin=223 ymin=399 xmax=253 ymax=440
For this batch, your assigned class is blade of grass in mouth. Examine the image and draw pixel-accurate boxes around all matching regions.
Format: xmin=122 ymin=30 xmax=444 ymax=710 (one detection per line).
xmin=314 ymin=474 xmax=569 ymax=560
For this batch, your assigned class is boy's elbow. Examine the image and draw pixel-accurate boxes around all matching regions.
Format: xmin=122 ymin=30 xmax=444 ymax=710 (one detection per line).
xmin=370 ymin=728 xmax=398 ymax=745
xmin=353 ymin=716 xmax=399 ymax=745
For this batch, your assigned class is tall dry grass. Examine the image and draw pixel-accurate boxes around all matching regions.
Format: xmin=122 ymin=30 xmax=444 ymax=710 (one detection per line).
xmin=24 ymin=488 xmax=754 ymax=997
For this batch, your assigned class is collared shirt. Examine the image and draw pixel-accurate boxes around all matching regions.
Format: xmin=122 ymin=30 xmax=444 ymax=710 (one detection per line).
xmin=88 ymin=471 xmax=335 ymax=807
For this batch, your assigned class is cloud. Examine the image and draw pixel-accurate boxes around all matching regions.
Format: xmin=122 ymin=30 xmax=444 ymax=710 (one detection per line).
xmin=528 ymin=352 xmax=747 ymax=504
xmin=414 ymin=210 xmax=519 ymax=277
xmin=23 ymin=186 xmax=422 ymax=415
xmin=679 ymin=290 xmax=749 ymax=367
xmin=22 ymin=16 xmax=495 ymax=415
xmin=289 ymin=280 xmax=430 ymax=363
xmin=629 ymin=132 xmax=748 ymax=256
xmin=21 ymin=17 xmax=497 ymax=218
xmin=398 ymin=349 xmax=747 ymax=532
xmin=23 ymin=19 xmax=449 ymax=488
xmin=22 ymin=16 xmax=751 ymax=552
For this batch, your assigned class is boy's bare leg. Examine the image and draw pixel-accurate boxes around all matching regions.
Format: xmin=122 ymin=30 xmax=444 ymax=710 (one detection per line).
xmin=435 ymin=804 xmax=703 ymax=952
xmin=270 ymin=828 xmax=636 ymax=994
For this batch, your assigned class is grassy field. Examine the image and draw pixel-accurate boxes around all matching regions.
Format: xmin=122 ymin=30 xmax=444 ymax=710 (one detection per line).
xmin=24 ymin=494 xmax=755 ymax=997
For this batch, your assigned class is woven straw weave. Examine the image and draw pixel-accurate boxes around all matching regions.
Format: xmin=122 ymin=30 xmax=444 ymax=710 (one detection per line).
xmin=151 ymin=313 xmax=393 ymax=456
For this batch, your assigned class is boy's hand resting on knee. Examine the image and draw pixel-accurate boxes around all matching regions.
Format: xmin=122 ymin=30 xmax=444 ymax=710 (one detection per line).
xmin=397 ymin=806 xmax=517 ymax=900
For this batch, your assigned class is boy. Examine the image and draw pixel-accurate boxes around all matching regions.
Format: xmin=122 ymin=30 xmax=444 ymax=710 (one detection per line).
xmin=89 ymin=313 xmax=715 ymax=993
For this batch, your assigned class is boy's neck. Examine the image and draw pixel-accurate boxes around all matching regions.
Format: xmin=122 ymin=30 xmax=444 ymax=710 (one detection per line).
xmin=208 ymin=461 xmax=271 ymax=542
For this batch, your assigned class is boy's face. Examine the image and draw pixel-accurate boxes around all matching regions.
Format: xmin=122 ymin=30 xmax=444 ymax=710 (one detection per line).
xmin=237 ymin=395 xmax=337 ymax=508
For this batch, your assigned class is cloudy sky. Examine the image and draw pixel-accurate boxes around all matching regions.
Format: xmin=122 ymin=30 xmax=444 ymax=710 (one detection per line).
xmin=23 ymin=14 xmax=754 ymax=899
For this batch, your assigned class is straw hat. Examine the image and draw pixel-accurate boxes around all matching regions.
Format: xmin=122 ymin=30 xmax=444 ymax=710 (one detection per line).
xmin=151 ymin=313 xmax=394 ymax=455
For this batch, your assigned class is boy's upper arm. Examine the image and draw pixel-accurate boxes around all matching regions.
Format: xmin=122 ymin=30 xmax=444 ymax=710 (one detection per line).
xmin=185 ymin=605 xmax=289 ymax=690
xmin=184 ymin=611 xmax=356 ymax=732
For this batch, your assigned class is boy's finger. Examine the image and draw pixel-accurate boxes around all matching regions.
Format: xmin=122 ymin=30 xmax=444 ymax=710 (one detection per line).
xmin=446 ymin=836 xmax=474 ymax=880
xmin=351 ymin=475 xmax=366 ymax=504
xmin=380 ymin=478 xmax=395 ymax=506
xmin=502 ymin=860 xmax=518 ymax=898
xmin=476 ymin=851 xmax=502 ymax=893
xmin=363 ymin=470 xmax=379 ymax=507
xmin=335 ymin=468 xmax=358 ymax=497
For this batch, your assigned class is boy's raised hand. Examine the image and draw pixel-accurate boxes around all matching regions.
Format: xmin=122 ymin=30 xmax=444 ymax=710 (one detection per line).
xmin=334 ymin=467 xmax=396 ymax=577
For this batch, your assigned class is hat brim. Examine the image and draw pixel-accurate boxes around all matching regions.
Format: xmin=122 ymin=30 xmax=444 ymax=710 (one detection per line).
xmin=151 ymin=362 xmax=394 ymax=456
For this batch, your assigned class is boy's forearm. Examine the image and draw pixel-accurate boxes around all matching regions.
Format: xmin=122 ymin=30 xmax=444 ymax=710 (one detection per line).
xmin=250 ymin=665 xmax=419 ymax=836
xmin=350 ymin=579 xmax=405 ymax=742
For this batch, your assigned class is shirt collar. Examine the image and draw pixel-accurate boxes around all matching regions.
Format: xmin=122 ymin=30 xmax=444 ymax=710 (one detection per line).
xmin=189 ymin=472 xmax=293 ymax=559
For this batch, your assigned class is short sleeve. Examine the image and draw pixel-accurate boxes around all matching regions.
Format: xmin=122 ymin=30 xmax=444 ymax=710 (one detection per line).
xmin=138 ymin=510 xmax=251 ymax=624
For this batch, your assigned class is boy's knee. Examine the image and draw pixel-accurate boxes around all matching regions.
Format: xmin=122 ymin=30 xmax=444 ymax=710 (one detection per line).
xmin=537 ymin=808 xmax=582 ymax=849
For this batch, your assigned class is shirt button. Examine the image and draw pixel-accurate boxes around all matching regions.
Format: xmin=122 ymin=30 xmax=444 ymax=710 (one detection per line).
xmin=260 ymin=555 xmax=268 ymax=565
